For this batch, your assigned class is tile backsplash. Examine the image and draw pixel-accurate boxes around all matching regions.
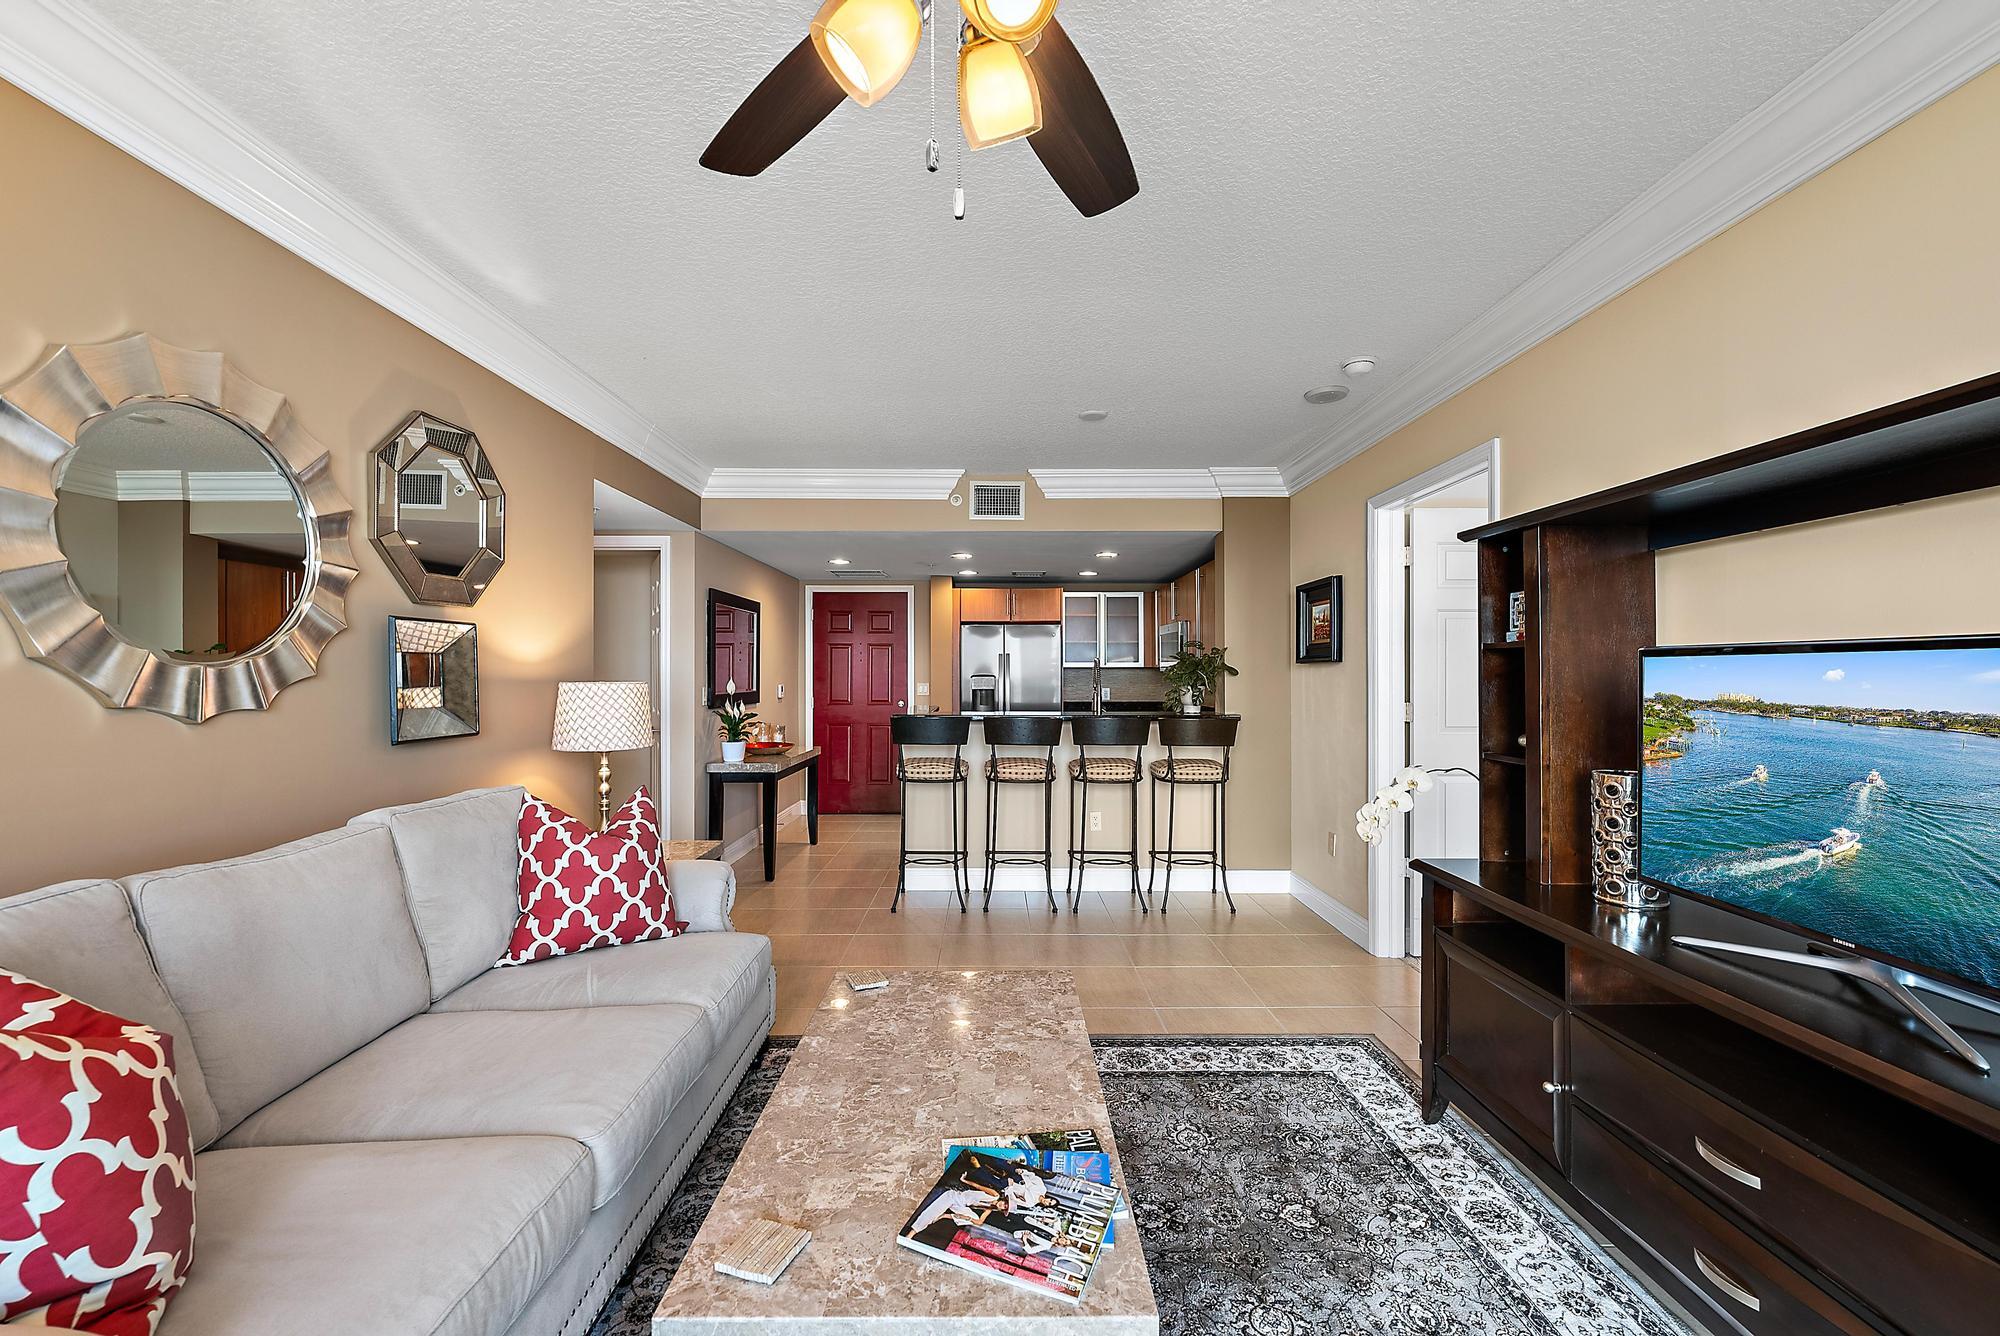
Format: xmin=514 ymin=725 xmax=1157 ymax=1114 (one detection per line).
xmin=1062 ymin=666 xmax=1168 ymax=705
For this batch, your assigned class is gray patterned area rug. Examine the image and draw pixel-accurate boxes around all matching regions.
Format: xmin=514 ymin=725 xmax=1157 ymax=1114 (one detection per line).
xmin=591 ymin=1036 xmax=1689 ymax=1336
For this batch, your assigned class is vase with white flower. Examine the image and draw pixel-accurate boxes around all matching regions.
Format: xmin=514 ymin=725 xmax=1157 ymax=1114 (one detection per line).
xmin=714 ymin=679 xmax=759 ymax=763
xmin=1354 ymin=765 xmax=1478 ymax=845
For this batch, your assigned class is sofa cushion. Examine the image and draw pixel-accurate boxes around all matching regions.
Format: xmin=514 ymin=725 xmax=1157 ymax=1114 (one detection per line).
xmin=157 ymin=1137 xmax=590 ymax=1336
xmin=349 ymin=786 xmax=526 ymax=1000
xmin=504 ymin=789 xmax=681 ymax=966
xmin=123 ymin=825 xmax=430 ymax=1138
xmin=433 ymin=932 xmax=772 ymax=1045
xmin=0 ymin=970 xmax=196 ymax=1336
xmin=0 ymin=879 xmax=220 ymax=1148
xmin=219 ymin=1003 xmax=711 ymax=1209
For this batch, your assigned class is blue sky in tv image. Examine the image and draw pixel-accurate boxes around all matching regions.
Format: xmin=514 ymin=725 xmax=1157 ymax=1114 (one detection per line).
xmin=1639 ymin=646 xmax=2000 ymax=991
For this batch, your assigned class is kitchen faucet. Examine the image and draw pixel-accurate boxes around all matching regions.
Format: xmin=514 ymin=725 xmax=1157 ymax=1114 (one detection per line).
xmin=1091 ymin=656 xmax=1104 ymax=713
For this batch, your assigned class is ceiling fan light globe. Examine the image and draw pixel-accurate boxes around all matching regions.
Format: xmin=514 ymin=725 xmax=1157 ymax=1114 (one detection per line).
xmin=811 ymin=0 xmax=922 ymax=108
xmin=959 ymin=0 xmax=1058 ymax=43
xmin=959 ymin=36 xmax=1043 ymax=149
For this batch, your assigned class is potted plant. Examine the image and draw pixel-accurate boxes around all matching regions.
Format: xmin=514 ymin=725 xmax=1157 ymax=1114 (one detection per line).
xmin=1160 ymin=640 xmax=1238 ymax=714
xmin=714 ymin=678 xmax=759 ymax=763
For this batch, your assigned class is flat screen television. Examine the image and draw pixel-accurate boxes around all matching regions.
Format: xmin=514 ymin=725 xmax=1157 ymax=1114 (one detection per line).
xmin=1638 ymin=637 xmax=2000 ymax=1000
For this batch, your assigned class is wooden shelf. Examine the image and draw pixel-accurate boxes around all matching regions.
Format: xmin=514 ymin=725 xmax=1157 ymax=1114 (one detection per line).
xmin=1481 ymin=639 xmax=1526 ymax=651
xmin=1481 ymin=751 xmax=1528 ymax=768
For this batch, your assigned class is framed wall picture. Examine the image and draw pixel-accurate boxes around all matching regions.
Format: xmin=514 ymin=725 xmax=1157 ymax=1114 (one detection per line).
xmin=1296 ymin=576 xmax=1342 ymax=663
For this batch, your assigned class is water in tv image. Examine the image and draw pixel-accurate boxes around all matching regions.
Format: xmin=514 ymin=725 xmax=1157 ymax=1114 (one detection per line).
xmin=1640 ymin=646 xmax=2000 ymax=990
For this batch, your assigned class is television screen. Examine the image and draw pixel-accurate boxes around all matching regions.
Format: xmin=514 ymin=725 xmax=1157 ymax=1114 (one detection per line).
xmin=1639 ymin=641 xmax=2000 ymax=992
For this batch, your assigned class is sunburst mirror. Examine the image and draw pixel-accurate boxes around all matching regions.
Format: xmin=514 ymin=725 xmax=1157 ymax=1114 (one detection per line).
xmin=0 ymin=334 xmax=356 ymax=723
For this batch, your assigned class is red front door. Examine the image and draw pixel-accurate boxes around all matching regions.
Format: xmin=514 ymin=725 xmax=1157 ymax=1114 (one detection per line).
xmin=813 ymin=592 xmax=908 ymax=813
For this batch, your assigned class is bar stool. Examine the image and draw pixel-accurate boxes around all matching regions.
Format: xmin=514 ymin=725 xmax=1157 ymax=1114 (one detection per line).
xmin=1149 ymin=715 xmax=1240 ymax=913
xmin=980 ymin=715 xmax=1065 ymax=914
xmin=891 ymin=714 xmax=972 ymax=914
xmin=1066 ymin=714 xmax=1154 ymax=914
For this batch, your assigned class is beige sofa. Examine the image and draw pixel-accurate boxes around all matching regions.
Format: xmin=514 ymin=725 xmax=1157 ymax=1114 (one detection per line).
xmin=0 ymin=786 xmax=774 ymax=1336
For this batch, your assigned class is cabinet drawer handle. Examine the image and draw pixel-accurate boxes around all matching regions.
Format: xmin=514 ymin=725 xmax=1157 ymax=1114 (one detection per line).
xmin=1693 ymin=1248 xmax=1761 ymax=1312
xmin=1695 ymin=1136 xmax=1763 ymax=1191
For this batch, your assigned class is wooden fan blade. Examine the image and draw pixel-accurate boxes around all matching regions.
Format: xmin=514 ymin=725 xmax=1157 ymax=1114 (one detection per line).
xmin=1025 ymin=18 xmax=1138 ymax=217
xmin=701 ymin=37 xmax=847 ymax=177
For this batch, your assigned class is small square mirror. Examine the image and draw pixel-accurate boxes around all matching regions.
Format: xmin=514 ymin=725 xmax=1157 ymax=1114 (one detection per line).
xmin=389 ymin=616 xmax=479 ymax=744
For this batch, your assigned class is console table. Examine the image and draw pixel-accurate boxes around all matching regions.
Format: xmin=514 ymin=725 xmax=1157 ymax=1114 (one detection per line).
xmin=705 ymin=748 xmax=820 ymax=881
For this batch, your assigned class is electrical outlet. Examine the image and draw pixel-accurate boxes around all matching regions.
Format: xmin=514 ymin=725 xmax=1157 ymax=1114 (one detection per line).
xmin=1100 ymin=685 xmax=1111 ymax=701
xmin=917 ymin=682 xmax=929 ymax=696
xmin=1327 ymin=830 xmax=1339 ymax=858
xmin=1089 ymin=812 xmax=1103 ymax=833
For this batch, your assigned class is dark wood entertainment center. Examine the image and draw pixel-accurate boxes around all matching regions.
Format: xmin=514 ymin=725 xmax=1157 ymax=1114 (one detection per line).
xmin=1417 ymin=371 xmax=2000 ymax=1335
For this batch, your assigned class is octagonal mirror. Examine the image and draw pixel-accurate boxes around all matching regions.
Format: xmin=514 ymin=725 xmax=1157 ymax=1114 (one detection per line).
xmin=371 ymin=412 xmax=505 ymax=605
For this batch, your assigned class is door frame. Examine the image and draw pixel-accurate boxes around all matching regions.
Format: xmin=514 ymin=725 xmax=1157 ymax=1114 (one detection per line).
xmin=803 ymin=584 xmax=919 ymax=770
xmin=592 ymin=534 xmax=673 ymax=827
xmin=1364 ymin=439 xmax=1499 ymax=958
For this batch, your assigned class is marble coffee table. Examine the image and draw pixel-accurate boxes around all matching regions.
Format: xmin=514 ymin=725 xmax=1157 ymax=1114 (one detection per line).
xmin=652 ymin=970 xmax=1158 ymax=1334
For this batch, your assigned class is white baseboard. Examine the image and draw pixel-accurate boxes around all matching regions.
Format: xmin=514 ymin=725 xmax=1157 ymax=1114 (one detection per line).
xmin=718 ymin=800 xmax=806 ymax=866
xmin=899 ymin=865 xmax=1294 ymax=894
xmin=1288 ymin=874 xmax=1378 ymax=954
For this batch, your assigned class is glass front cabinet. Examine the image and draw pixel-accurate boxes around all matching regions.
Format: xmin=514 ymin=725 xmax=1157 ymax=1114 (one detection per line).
xmin=1062 ymin=592 xmax=1146 ymax=667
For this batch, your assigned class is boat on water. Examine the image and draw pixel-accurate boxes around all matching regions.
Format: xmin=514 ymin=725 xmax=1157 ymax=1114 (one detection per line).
xmin=1864 ymin=770 xmax=1887 ymax=788
xmin=1751 ymin=764 xmax=1769 ymax=782
xmin=1818 ymin=827 xmax=1861 ymax=857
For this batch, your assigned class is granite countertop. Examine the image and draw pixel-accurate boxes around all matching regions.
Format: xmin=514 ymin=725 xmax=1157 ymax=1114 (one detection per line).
xmin=705 ymin=746 xmax=821 ymax=774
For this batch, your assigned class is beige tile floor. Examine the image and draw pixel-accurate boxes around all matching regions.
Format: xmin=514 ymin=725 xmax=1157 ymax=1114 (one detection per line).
xmin=726 ymin=814 xmax=1420 ymax=1073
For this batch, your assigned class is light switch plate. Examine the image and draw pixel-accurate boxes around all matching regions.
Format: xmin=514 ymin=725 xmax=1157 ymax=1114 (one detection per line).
xmin=776 ymin=684 xmax=785 ymax=699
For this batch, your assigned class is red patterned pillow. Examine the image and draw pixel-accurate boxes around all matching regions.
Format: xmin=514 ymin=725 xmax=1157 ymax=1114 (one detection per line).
xmin=503 ymin=786 xmax=683 ymax=966
xmin=0 ymin=970 xmax=196 ymax=1336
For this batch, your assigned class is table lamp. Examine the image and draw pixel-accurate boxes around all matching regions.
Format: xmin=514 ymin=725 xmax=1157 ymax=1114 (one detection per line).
xmin=553 ymin=681 xmax=655 ymax=829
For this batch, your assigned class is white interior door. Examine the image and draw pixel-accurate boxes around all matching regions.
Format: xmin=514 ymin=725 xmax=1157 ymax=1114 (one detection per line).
xmin=1408 ymin=506 xmax=1484 ymax=950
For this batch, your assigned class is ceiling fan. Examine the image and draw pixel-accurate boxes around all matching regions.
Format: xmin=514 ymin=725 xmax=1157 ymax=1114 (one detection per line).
xmin=700 ymin=0 xmax=1139 ymax=218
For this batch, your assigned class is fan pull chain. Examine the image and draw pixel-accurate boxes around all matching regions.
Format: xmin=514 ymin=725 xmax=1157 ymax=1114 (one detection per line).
xmin=953 ymin=20 xmax=966 ymax=219
xmin=923 ymin=2 xmax=939 ymax=173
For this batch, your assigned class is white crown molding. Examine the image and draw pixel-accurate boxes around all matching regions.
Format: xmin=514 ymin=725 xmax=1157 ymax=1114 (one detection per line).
xmin=0 ymin=1 xmax=708 ymax=494
xmin=1282 ymin=0 xmax=2000 ymax=493
xmin=1209 ymin=467 xmax=1291 ymax=498
xmin=1030 ymin=468 xmax=1287 ymax=499
xmin=702 ymin=468 xmax=965 ymax=500
xmin=53 ymin=462 xmax=295 ymax=501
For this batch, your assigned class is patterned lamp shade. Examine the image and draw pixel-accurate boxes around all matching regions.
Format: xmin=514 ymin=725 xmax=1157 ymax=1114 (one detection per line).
xmin=552 ymin=681 xmax=654 ymax=753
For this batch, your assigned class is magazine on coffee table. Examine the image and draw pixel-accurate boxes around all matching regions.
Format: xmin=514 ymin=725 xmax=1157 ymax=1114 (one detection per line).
xmin=942 ymin=1141 xmax=1125 ymax=1235
xmin=896 ymin=1148 xmax=1119 ymax=1304
xmin=942 ymin=1129 xmax=1104 ymax=1154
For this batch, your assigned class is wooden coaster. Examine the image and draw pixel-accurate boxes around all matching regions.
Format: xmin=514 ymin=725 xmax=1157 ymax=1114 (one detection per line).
xmin=714 ymin=1218 xmax=811 ymax=1285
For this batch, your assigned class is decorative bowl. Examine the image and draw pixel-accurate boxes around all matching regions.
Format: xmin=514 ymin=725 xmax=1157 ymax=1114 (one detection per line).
xmin=745 ymin=741 xmax=794 ymax=757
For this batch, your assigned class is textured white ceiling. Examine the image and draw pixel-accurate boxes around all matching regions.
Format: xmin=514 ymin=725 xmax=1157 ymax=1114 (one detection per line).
xmin=716 ymin=530 xmax=1215 ymax=584
xmin=65 ymin=0 xmax=1892 ymax=475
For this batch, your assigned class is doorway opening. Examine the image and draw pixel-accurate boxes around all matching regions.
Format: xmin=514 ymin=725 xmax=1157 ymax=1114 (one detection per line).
xmin=806 ymin=586 xmax=916 ymax=814
xmin=591 ymin=482 xmax=690 ymax=831
xmin=1365 ymin=441 xmax=1498 ymax=958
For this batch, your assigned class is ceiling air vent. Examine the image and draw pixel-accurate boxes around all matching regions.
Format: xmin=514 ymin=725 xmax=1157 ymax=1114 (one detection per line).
xmin=397 ymin=470 xmax=447 ymax=509
xmin=969 ymin=480 xmax=1026 ymax=520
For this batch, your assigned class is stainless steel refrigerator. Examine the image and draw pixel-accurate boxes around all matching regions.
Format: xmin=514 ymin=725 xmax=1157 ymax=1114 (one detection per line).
xmin=961 ymin=622 xmax=1063 ymax=713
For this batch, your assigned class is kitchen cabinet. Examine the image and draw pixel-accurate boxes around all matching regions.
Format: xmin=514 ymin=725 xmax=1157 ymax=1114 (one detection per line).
xmin=1063 ymin=591 xmax=1146 ymax=667
xmin=958 ymin=586 xmax=1063 ymax=624
xmin=1157 ymin=560 xmax=1217 ymax=646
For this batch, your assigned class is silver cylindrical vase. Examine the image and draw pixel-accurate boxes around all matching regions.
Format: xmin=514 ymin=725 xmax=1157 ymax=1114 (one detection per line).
xmin=1590 ymin=769 xmax=1664 ymax=910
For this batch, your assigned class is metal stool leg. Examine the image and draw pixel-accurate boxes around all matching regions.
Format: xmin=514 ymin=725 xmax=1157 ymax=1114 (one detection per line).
xmin=982 ymin=770 xmax=997 ymax=913
xmin=892 ymin=776 xmax=907 ymax=913
xmin=1146 ymin=774 xmax=1159 ymax=902
xmin=1162 ymin=778 xmax=1178 ymax=911
xmin=958 ymin=776 xmax=971 ymax=912
xmin=1043 ymin=774 xmax=1058 ymax=912
xmin=1126 ymin=778 xmax=1139 ymax=905
xmin=1219 ymin=780 xmax=1234 ymax=913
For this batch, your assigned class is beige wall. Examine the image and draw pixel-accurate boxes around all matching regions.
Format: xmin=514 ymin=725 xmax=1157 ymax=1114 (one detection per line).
xmin=667 ymin=533 xmax=805 ymax=847
xmin=592 ymin=550 xmax=659 ymax=806
xmin=0 ymin=82 xmax=698 ymax=894
xmin=1289 ymin=65 xmax=2000 ymax=919
xmin=1216 ymin=498 xmax=1291 ymax=869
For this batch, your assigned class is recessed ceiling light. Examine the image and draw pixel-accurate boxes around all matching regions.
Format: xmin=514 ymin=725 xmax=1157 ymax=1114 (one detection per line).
xmin=828 ymin=557 xmax=851 ymax=566
xmin=1304 ymin=386 xmax=1350 ymax=405
xmin=1077 ymin=409 xmax=1110 ymax=422
xmin=958 ymin=569 xmax=977 ymax=577
xmin=1078 ymin=570 xmax=1098 ymax=578
xmin=1095 ymin=550 xmax=1118 ymax=559
xmin=1341 ymin=356 xmax=1378 ymax=376
xmin=950 ymin=551 xmax=973 ymax=561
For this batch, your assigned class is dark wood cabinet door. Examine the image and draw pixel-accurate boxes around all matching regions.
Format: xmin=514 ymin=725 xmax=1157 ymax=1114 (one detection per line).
xmin=217 ymin=552 xmax=300 ymax=654
xmin=1438 ymin=939 xmax=1564 ymax=1167
xmin=813 ymin=593 xmax=907 ymax=813
xmin=958 ymin=587 xmax=1012 ymax=622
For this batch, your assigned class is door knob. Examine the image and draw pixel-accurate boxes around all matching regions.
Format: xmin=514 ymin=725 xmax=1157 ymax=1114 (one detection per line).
xmin=1540 ymin=1081 xmax=1570 ymax=1095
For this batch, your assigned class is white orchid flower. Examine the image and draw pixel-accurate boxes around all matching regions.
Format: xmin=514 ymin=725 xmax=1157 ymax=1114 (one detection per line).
xmin=1384 ymin=788 xmax=1416 ymax=812
xmin=1395 ymin=766 xmax=1435 ymax=793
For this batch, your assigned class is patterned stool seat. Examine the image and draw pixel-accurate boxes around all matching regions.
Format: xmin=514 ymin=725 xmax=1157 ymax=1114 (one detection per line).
xmin=899 ymin=756 xmax=969 ymax=782
xmin=1069 ymin=756 xmax=1141 ymax=783
xmin=987 ymin=756 xmax=1055 ymax=782
xmin=1150 ymin=757 xmax=1227 ymax=782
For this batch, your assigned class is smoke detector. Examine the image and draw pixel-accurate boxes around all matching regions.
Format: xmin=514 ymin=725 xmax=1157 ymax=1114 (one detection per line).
xmin=1341 ymin=357 xmax=1378 ymax=376
xmin=1303 ymin=386 xmax=1350 ymax=405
